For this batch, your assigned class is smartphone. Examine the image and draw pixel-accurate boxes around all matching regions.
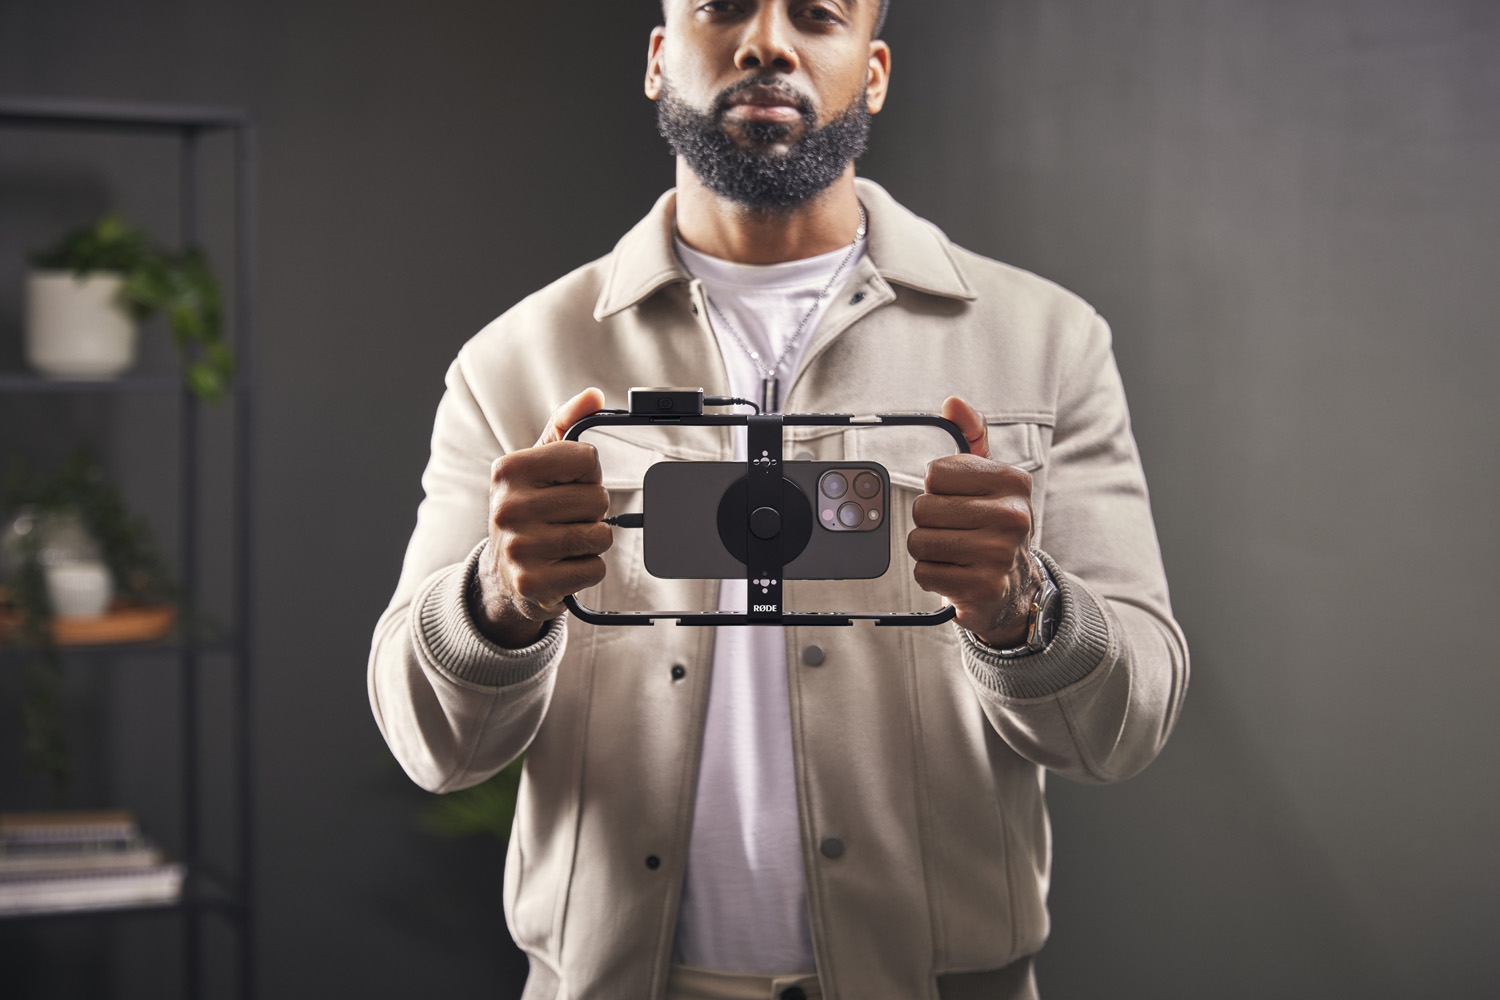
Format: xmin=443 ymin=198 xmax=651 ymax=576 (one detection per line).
xmin=643 ymin=460 xmax=890 ymax=580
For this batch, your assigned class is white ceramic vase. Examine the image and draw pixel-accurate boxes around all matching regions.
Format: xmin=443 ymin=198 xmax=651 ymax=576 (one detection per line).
xmin=24 ymin=270 xmax=139 ymax=379
xmin=44 ymin=560 xmax=115 ymax=619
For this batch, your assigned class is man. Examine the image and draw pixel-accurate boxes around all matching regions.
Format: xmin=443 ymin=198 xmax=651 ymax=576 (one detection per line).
xmin=369 ymin=2 xmax=1188 ymax=998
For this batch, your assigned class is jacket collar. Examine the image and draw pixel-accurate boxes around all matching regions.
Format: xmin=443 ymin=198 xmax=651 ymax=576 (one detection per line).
xmin=593 ymin=177 xmax=976 ymax=321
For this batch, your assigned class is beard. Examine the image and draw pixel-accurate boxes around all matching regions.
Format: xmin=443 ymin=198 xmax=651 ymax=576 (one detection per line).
xmin=656 ymin=74 xmax=871 ymax=211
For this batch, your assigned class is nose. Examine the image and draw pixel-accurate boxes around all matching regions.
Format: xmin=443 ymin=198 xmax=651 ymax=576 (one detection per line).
xmin=734 ymin=8 xmax=798 ymax=73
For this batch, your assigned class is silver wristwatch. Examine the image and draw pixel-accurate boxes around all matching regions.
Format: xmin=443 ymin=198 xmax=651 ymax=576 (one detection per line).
xmin=969 ymin=566 xmax=1061 ymax=658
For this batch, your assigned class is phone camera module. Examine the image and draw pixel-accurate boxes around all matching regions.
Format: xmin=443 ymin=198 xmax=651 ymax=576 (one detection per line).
xmin=820 ymin=472 xmax=849 ymax=499
xmin=853 ymin=472 xmax=881 ymax=499
xmin=837 ymin=502 xmax=864 ymax=528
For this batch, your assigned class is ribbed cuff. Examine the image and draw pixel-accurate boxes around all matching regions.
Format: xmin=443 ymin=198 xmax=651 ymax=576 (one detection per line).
xmin=958 ymin=550 xmax=1111 ymax=699
xmin=411 ymin=539 xmax=567 ymax=689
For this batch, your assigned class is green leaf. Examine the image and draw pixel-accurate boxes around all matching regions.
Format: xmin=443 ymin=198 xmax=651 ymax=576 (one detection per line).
xmin=31 ymin=214 xmax=235 ymax=403
xmin=417 ymin=757 xmax=525 ymax=843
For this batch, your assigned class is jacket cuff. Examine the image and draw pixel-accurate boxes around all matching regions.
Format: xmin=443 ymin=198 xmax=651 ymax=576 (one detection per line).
xmin=957 ymin=550 xmax=1111 ymax=699
xmin=411 ymin=539 xmax=566 ymax=689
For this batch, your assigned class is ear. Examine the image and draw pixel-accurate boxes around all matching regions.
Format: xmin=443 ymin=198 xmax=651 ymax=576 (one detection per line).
xmin=645 ymin=26 xmax=667 ymax=100
xmin=864 ymin=40 xmax=892 ymax=114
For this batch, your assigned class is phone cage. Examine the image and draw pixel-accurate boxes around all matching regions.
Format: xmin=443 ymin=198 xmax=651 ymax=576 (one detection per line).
xmin=563 ymin=411 xmax=970 ymax=627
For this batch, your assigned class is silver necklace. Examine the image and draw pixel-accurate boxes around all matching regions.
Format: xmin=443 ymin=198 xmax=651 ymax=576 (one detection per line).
xmin=677 ymin=206 xmax=867 ymax=413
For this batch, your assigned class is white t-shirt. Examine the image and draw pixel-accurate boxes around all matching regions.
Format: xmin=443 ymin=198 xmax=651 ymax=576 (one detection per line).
xmin=671 ymin=234 xmax=866 ymax=974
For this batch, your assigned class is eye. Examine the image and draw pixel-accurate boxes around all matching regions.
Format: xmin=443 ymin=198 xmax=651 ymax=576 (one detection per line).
xmin=797 ymin=3 xmax=846 ymax=26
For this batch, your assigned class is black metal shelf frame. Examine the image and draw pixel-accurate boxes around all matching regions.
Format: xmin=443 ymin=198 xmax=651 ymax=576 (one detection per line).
xmin=0 ymin=96 xmax=256 ymax=1000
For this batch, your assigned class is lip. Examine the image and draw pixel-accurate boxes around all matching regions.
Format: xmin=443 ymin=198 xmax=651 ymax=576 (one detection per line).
xmin=725 ymin=103 xmax=803 ymax=123
xmin=723 ymin=85 xmax=805 ymax=122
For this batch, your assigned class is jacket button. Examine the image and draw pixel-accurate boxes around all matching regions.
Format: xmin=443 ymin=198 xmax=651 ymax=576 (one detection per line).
xmin=849 ymin=291 xmax=866 ymax=305
xmin=671 ymin=664 xmax=686 ymax=681
xmin=794 ymin=450 xmax=815 ymax=461
xmin=801 ymin=644 xmax=825 ymax=667
xmin=820 ymin=837 xmax=844 ymax=859
xmin=781 ymin=989 xmax=807 ymax=1000
xmin=645 ymin=855 xmax=661 ymax=870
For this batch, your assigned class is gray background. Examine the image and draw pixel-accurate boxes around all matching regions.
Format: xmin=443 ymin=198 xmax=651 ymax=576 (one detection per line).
xmin=1 ymin=0 xmax=1496 ymax=996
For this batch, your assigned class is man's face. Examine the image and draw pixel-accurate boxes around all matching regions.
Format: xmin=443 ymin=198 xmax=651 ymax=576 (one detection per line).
xmin=646 ymin=1 xmax=892 ymax=210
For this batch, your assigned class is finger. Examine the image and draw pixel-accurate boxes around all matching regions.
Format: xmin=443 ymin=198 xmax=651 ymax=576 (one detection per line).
xmin=941 ymin=395 xmax=988 ymax=459
xmin=494 ymin=442 xmax=604 ymax=489
xmin=907 ymin=526 xmax=1018 ymax=567
xmin=510 ymin=555 xmax=608 ymax=613
xmin=503 ymin=523 xmax=615 ymax=567
xmin=911 ymin=561 xmax=1007 ymax=604
xmin=924 ymin=454 xmax=1032 ymax=499
xmin=535 ymin=387 xmax=607 ymax=448
xmin=495 ymin=482 xmax=610 ymax=527
xmin=911 ymin=493 xmax=1028 ymax=531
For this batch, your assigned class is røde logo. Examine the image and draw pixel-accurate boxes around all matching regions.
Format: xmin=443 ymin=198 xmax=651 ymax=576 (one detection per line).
xmin=753 ymin=604 xmax=778 ymax=613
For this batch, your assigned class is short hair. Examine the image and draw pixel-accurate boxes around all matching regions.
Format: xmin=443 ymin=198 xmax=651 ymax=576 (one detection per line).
xmin=660 ymin=1 xmax=890 ymax=38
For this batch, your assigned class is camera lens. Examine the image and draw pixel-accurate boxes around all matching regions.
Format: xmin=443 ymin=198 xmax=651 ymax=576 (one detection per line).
xmin=837 ymin=502 xmax=863 ymax=528
xmin=853 ymin=472 xmax=880 ymax=498
xmin=820 ymin=472 xmax=848 ymax=499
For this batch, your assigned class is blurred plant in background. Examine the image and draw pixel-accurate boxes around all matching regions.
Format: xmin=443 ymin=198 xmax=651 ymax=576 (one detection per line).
xmin=418 ymin=757 xmax=525 ymax=845
xmin=0 ymin=449 xmax=177 ymax=800
xmin=30 ymin=214 xmax=233 ymax=401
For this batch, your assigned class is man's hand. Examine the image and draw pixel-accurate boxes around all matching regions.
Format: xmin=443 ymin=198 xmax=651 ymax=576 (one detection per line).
xmin=907 ymin=396 xmax=1045 ymax=648
xmin=473 ymin=387 xmax=612 ymax=649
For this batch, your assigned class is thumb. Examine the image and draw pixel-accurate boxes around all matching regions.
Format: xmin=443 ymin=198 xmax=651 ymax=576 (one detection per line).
xmin=535 ymin=387 xmax=606 ymax=447
xmin=941 ymin=395 xmax=988 ymax=458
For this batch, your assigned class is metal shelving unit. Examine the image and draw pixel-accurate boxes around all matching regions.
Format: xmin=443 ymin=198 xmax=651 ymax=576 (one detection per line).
xmin=0 ymin=96 xmax=256 ymax=1000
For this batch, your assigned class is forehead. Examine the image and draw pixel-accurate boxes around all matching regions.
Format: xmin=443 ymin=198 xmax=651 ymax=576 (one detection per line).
xmin=662 ymin=0 xmax=879 ymax=31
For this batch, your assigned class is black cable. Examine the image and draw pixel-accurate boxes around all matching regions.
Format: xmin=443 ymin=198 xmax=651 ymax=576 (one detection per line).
xmin=704 ymin=395 xmax=761 ymax=414
xmin=604 ymin=512 xmax=644 ymax=528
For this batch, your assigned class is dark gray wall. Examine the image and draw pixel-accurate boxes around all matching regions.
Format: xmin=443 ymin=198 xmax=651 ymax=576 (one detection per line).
xmin=863 ymin=3 xmax=1498 ymax=996
xmin=1 ymin=0 xmax=1496 ymax=997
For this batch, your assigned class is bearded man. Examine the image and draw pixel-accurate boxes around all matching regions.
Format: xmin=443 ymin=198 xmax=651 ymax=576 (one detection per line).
xmin=369 ymin=2 xmax=1188 ymax=998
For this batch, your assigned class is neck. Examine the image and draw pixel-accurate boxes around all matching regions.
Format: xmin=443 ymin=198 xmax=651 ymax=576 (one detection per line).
xmin=673 ymin=161 xmax=863 ymax=265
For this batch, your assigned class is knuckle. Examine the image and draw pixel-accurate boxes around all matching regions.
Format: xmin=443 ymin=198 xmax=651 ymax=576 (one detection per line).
xmin=511 ymin=569 xmax=537 ymax=598
xmin=491 ymin=495 xmax=524 ymax=531
xmin=499 ymin=533 xmax=531 ymax=568
xmin=574 ymin=556 xmax=607 ymax=590
xmin=588 ymin=486 xmax=611 ymax=519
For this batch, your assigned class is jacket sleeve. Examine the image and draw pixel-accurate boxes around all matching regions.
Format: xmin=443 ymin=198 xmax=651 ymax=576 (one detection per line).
xmin=957 ymin=311 xmax=1189 ymax=784
xmin=367 ymin=352 xmax=567 ymax=794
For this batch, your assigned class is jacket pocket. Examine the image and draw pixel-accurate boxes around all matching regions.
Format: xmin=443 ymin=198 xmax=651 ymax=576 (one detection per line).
xmin=845 ymin=418 xmax=1045 ymax=492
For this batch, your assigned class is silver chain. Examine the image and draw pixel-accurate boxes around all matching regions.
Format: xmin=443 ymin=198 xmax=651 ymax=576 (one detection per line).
xmin=676 ymin=205 xmax=867 ymax=387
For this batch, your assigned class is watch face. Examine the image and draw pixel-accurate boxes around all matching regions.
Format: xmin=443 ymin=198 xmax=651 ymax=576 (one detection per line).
xmin=1028 ymin=578 xmax=1061 ymax=650
xmin=1038 ymin=589 xmax=1061 ymax=646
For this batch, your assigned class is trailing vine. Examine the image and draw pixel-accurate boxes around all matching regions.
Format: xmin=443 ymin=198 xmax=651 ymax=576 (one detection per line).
xmin=1 ymin=449 xmax=178 ymax=801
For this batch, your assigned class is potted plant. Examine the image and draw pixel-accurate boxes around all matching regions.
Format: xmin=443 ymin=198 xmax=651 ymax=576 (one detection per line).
xmin=0 ymin=451 xmax=179 ymax=798
xmin=25 ymin=214 xmax=234 ymax=401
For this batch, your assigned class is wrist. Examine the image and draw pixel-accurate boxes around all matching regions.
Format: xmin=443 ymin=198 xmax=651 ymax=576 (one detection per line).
xmin=467 ymin=561 xmax=547 ymax=649
xmin=967 ymin=559 xmax=1060 ymax=657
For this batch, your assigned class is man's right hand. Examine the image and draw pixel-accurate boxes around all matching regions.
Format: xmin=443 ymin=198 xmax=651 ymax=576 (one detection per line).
xmin=472 ymin=387 xmax=611 ymax=649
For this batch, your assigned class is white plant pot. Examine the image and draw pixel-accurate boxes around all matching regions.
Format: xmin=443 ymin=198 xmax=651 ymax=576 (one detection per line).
xmin=44 ymin=560 xmax=115 ymax=619
xmin=24 ymin=270 xmax=139 ymax=379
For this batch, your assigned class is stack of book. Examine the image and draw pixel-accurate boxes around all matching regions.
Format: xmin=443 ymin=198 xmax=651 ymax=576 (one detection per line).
xmin=0 ymin=810 xmax=184 ymax=916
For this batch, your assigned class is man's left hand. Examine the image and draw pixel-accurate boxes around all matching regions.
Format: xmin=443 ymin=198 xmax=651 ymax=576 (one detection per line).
xmin=907 ymin=396 xmax=1045 ymax=648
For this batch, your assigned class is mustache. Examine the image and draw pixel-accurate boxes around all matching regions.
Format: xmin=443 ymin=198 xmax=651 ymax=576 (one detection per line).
xmin=711 ymin=76 xmax=816 ymax=119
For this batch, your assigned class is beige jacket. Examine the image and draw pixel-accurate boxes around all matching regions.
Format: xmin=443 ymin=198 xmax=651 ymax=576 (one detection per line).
xmin=368 ymin=178 xmax=1188 ymax=1000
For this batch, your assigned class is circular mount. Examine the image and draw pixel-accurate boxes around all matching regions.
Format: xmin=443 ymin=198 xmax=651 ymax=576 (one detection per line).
xmin=716 ymin=476 xmax=813 ymax=566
